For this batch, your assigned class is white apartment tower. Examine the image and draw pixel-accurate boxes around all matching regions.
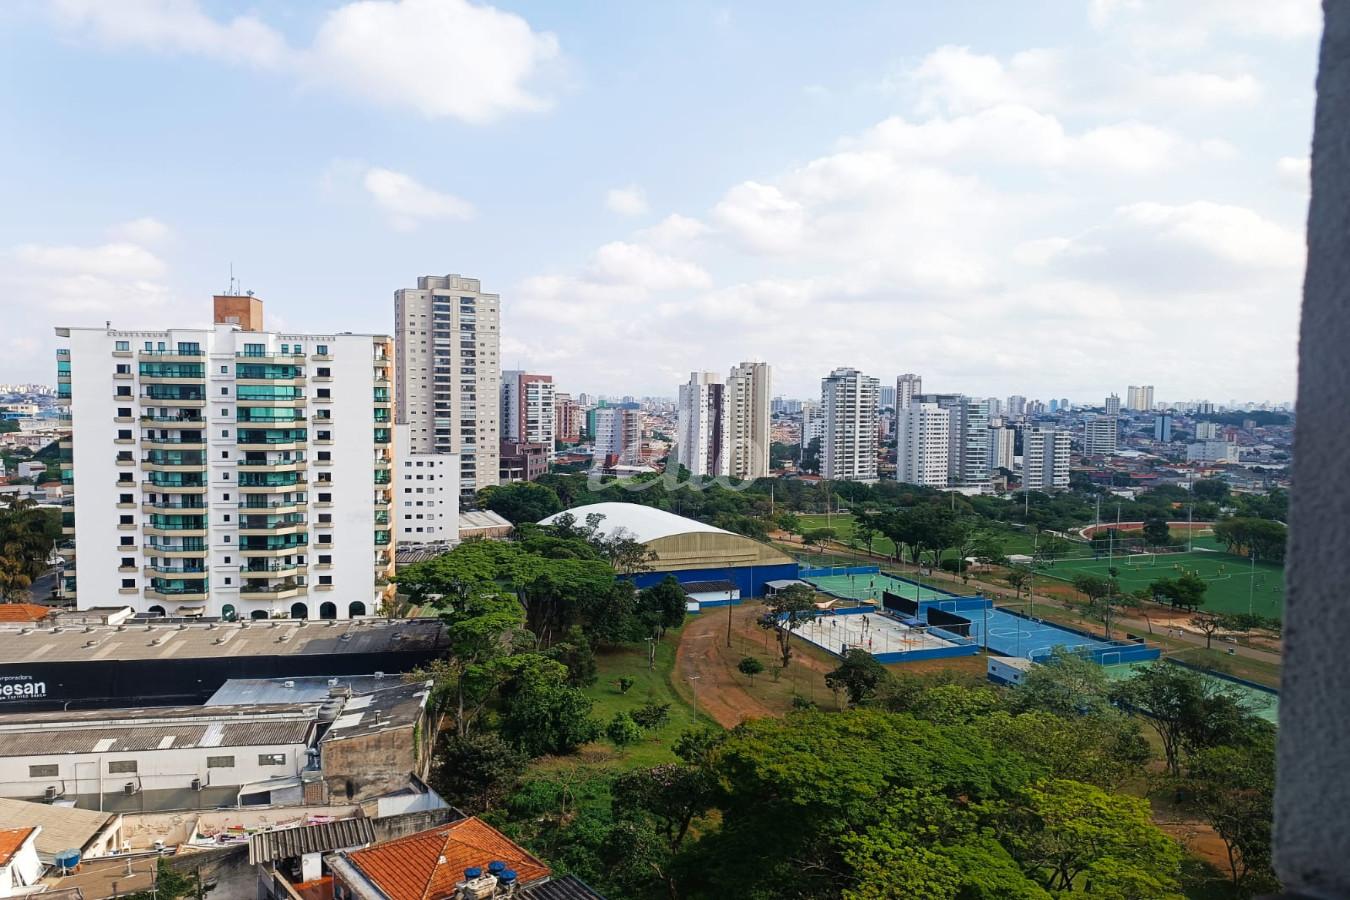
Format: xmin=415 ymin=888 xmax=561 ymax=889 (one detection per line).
xmin=896 ymin=374 xmax=922 ymax=409
xmin=1084 ymin=415 xmax=1119 ymax=456
xmin=1105 ymin=393 xmax=1122 ymax=416
xmin=594 ymin=407 xmax=642 ymax=465
xmin=895 ymin=403 xmax=950 ymax=487
xmin=1022 ymin=428 xmax=1071 ymax=491
xmin=726 ymin=361 xmax=771 ymax=480
xmin=676 ymin=372 xmax=727 ymax=477
xmin=55 ymin=295 xmax=395 ymax=621
xmin=1126 ymin=385 xmax=1154 ymax=412
xmin=394 ymin=275 xmax=500 ymax=498
xmin=395 ymin=424 xmax=459 ymax=547
xmin=501 ymin=371 xmax=555 ymax=449
xmin=820 ymin=368 xmax=879 ymax=482
xmin=989 ymin=425 xmax=1015 ymax=472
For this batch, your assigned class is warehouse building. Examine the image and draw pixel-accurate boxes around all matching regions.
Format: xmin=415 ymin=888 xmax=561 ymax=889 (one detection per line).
xmin=538 ymin=502 xmax=796 ymax=596
xmin=0 ymin=617 xmax=445 ymax=711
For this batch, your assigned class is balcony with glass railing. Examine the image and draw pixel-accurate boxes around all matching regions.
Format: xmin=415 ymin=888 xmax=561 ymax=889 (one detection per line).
xmin=146 ymin=578 xmax=209 ymax=600
xmin=236 ymin=407 xmax=305 ymax=424
xmin=239 ymin=534 xmax=308 ymax=554
xmin=238 ymin=471 xmax=306 ymax=489
xmin=239 ymin=512 xmax=306 ymax=534
xmin=240 ymin=579 xmax=306 ymax=600
xmin=237 ymin=427 xmax=306 ymax=449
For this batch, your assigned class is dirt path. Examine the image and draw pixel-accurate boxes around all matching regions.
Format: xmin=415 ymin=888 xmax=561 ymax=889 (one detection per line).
xmin=675 ymin=606 xmax=780 ymax=728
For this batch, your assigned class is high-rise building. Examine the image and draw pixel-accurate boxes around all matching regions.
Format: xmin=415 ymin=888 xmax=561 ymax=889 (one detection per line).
xmin=395 ymin=423 xmax=458 ymax=547
xmin=896 ymin=374 xmax=922 ymax=410
xmin=1083 ymin=415 xmax=1119 ymax=456
xmin=821 ymin=368 xmax=879 ymax=482
xmin=1006 ymin=395 xmax=1027 ymax=418
xmin=554 ymin=392 xmax=581 ymax=443
xmin=916 ymin=394 xmax=990 ymax=489
xmin=1126 ymin=385 xmax=1155 ymax=412
xmin=501 ymin=371 xmax=555 ymax=451
xmin=593 ymin=407 xmax=642 ymax=465
xmin=878 ymin=384 xmax=897 ymax=408
xmin=55 ymin=295 xmax=394 ymax=621
xmin=676 ymin=372 xmax=727 ymax=477
xmin=394 ymin=274 xmax=500 ymax=498
xmin=1195 ymin=421 xmax=1221 ymax=440
xmin=1154 ymin=413 xmax=1173 ymax=442
xmin=1022 ymin=427 xmax=1070 ymax=491
xmin=989 ymin=425 xmax=1015 ymax=472
xmin=800 ymin=402 xmax=824 ymax=449
xmin=1105 ymin=393 xmax=1121 ymax=416
xmin=1059 ymin=398 xmax=1070 ymax=411
xmin=726 ymin=362 xmax=771 ymax=480
xmin=895 ymin=403 xmax=950 ymax=487
xmin=1187 ymin=440 xmax=1238 ymax=463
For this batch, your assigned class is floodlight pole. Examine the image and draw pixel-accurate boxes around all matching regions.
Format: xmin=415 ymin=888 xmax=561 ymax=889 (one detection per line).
xmin=1249 ymin=552 xmax=1256 ymax=617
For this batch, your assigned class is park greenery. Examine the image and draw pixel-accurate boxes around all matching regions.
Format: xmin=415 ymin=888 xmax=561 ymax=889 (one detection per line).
xmin=402 ymin=475 xmax=1292 ymax=898
xmin=0 ymin=495 xmax=60 ymax=602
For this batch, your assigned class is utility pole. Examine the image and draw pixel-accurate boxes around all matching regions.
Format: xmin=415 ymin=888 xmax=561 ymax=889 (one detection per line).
xmin=1188 ymin=503 xmax=1194 ymax=553
xmin=1249 ymin=552 xmax=1257 ymax=616
xmin=687 ymin=674 xmax=701 ymax=720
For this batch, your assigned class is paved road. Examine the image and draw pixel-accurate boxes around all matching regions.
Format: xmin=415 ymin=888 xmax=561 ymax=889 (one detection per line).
xmin=28 ymin=568 xmax=61 ymax=605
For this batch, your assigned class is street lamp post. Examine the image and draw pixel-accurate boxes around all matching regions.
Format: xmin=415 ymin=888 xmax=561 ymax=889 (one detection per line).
xmin=687 ymin=674 xmax=701 ymax=720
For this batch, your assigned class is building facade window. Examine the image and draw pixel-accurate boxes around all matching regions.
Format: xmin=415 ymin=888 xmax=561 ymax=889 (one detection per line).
xmin=108 ymin=760 xmax=137 ymax=774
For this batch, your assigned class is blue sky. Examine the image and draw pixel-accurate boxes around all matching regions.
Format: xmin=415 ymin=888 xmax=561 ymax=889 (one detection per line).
xmin=0 ymin=0 xmax=1319 ymax=403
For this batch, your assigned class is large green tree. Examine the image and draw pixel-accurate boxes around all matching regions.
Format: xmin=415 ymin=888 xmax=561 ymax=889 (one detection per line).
xmin=758 ymin=583 xmax=821 ymax=668
xmin=478 ymin=481 xmax=564 ymax=524
xmin=825 ymin=648 xmax=890 ymax=707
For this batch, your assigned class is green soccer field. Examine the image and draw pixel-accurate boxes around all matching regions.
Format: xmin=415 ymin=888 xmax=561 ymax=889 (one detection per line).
xmin=1035 ymin=548 xmax=1285 ymax=619
xmin=795 ymin=513 xmax=1038 ymax=558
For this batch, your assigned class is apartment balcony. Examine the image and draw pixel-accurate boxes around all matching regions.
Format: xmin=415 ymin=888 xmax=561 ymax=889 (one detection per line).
xmin=141 ymin=460 xmax=207 ymax=473
xmin=138 ymin=349 xmax=205 ymax=361
xmin=239 ymin=581 xmax=306 ymax=600
xmin=142 ymin=499 xmax=206 ymax=512
xmin=240 ymin=561 xmax=307 ymax=578
xmin=234 ymin=395 xmax=307 ymax=408
xmin=141 ymin=413 xmax=206 ymax=427
xmin=238 ymin=499 xmax=307 ymax=513
xmin=139 ymin=375 xmax=207 ymax=386
xmin=140 ymin=395 xmax=206 ymax=408
xmin=143 ymin=524 xmax=208 ymax=538
xmin=236 ymin=435 xmax=306 ymax=451
xmin=113 ymin=370 xmax=133 ymax=381
xmin=142 ymin=564 xmax=207 ymax=578
xmin=143 ymin=543 xmax=208 ymax=558
xmin=235 ymin=350 xmax=306 ymax=361
xmin=235 ymin=376 xmax=306 ymax=387
xmin=239 ymin=522 xmax=306 ymax=537
xmin=145 ymin=586 xmax=209 ymax=602
xmin=140 ymin=435 xmax=206 ymax=449
xmin=142 ymin=480 xmax=207 ymax=494
xmin=237 ymin=472 xmax=307 ymax=492
xmin=237 ymin=458 xmax=307 ymax=473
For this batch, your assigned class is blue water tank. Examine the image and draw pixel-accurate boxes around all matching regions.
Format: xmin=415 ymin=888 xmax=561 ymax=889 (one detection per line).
xmin=54 ymin=849 xmax=81 ymax=870
xmin=487 ymin=861 xmax=506 ymax=875
xmin=500 ymin=869 xmax=518 ymax=885
xmin=464 ymin=867 xmax=483 ymax=880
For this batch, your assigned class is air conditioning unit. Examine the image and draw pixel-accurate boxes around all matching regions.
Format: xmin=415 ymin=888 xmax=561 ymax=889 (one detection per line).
xmin=191 ymin=778 xmax=202 ymax=792
xmin=44 ymin=786 xmax=59 ymax=802
xmin=123 ymin=782 xmax=136 ymax=796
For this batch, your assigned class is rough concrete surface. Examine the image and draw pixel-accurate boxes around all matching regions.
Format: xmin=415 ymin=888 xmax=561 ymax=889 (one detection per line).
xmin=1276 ymin=1 xmax=1350 ymax=896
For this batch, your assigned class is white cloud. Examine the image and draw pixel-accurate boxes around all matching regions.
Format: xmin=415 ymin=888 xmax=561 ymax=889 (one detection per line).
xmin=1276 ymin=155 xmax=1311 ymax=192
xmin=638 ymin=214 xmax=710 ymax=249
xmin=605 ymin=186 xmax=649 ymax=217
xmin=50 ymin=0 xmax=286 ymax=66
xmin=588 ymin=242 xmax=710 ymax=291
xmin=50 ymin=0 xmax=560 ymax=124
xmin=108 ymin=217 xmax=171 ymax=244
xmin=307 ymin=0 xmax=560 ymax=123
xmin=14 ymin=241 xmax=167 ymax=279
xmin=1115 ymin=201 xmax=1304 ymax=270
xmin=1089 ymin=0 xmax=1321 ymax=45
xmin=362 ymin=167 xmax=474 ymax=231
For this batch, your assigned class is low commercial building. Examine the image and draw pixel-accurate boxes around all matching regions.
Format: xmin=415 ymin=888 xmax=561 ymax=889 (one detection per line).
xmin=1187 ymin=440 xmax=1238 ymax=463
xmin=0 ymin=827 xmax=41 ymax=897
xmin=0 ymin=617 xmax=445 ymax=710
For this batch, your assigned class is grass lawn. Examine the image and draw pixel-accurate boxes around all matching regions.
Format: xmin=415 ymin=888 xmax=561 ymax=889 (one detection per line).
xmin=529 ymin=624 xmax=708 ymax=777
xmin=1034 ymin=548 xmax=1285 ymax=619
xmin=796 ymin=513 xmax=1040 ymax=559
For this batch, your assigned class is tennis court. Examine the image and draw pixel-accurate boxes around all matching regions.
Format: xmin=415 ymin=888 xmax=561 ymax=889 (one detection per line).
xmin=928 ymin=603 xmax=1160 ymax=664
xmin=1035 ymin=548 xmax=1285 ymax=619
xmin=806 ymin=572 xmax=951 ymax=603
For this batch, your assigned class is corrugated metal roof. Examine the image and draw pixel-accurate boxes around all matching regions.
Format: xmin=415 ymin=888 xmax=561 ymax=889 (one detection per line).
xmin=0 ymin=719 xmax=311 ymax=757
xmin=249 ymin=817 xmax=376 ymax=864
xmin=521 ymin=875 xmax=608 ymax=899
xmin=0 ymin=798 xmax=117 ymax=861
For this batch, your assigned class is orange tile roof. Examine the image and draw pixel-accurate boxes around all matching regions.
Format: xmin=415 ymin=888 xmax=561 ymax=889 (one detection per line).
xmin=346 ymin=817 xmax=549 ymax=900
xmin=0 ymin=605 xmax=51 ymax=623
xmin=0 ymin=827 xmax=35 ymax=866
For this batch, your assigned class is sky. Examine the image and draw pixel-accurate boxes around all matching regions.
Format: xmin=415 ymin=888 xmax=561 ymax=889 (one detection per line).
xmin=0 ymin=0 xmax=1319 ymax=404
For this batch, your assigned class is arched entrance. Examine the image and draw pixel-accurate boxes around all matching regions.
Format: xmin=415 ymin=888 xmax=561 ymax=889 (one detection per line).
xmin=221 ymin=604 xmax=237 ymax=622
xmin=147 ymin=605 xmax=166 ymax=617
xmin=319 ymin=601 xmax=337 ymax=620
xmin=348 ymin=601 xmax=367 ymax=618
xmin=250 ymin=610 xmax=269 ymax=620
xmin=289 ymin=602 xmax=308 ymax=620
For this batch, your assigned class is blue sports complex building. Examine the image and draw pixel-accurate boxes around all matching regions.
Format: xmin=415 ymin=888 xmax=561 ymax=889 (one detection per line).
xmin=538 ymin=502 xmax=797 ymax=597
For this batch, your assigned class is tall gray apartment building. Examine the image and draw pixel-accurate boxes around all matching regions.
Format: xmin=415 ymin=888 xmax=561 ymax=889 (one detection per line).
xmin=394 ymin=275 xmax=501 ymax=497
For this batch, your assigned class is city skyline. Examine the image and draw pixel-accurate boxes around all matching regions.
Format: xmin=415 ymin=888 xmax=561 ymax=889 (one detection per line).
xmin=0 ymin=1 xmax=1314 ymax=402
